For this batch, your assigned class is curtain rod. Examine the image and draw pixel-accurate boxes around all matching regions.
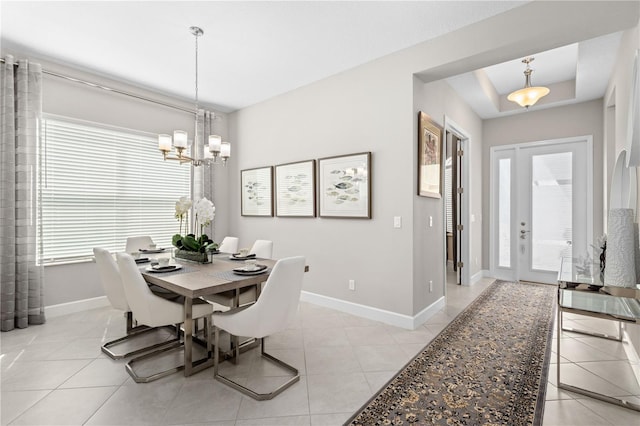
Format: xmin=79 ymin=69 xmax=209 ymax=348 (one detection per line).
xmin=1 ymin=57 xmax=195 ymax=115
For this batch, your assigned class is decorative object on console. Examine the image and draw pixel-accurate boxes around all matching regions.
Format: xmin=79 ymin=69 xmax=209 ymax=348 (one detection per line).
xmin=275 ymin=160 xmax=316 ymax=217
xmin=507 ymin=56 xmax=550 ymax=109
xmin=241 ymin=166 xmax=274 ymax=217
xmin=604 ymin=208 xmax=636 ymax=287
xmin=417 ymin=112 xmax=442 ymax=198
xmin=318 ymin=152 xmax=371 ymax=218
xmin=172 ymin=196 xmax=217 ymax=263
xmin=157 ymin=26 xmax=231 ymax=166
xmin=591 ymin=233 xmax=607 ymax=274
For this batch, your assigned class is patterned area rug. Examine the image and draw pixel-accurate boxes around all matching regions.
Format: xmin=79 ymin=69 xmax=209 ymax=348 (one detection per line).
xmin=346 ymin=280 xmax=556 ymax=426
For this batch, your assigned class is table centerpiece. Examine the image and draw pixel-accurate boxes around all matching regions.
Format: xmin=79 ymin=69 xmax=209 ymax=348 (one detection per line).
xmin=172 ymin=196 xmax=218 ymax=263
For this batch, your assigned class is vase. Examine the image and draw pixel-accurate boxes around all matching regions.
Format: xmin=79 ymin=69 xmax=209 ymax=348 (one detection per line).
xmin=173 ymin=248 xmax=210 ymax=264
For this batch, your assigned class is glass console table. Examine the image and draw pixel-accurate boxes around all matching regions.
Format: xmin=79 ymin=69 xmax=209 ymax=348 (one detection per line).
xmin=557 ymin=257 xmax=640 ymax=412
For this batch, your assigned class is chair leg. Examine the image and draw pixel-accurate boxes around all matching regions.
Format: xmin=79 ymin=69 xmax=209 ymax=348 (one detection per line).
xmin=102 ymin=312 xmax=180 ymax=360
xmin=125 ymin=319 xmax=209 ymax=383
xmin=213 ymin=331 xmax=300 ymax=400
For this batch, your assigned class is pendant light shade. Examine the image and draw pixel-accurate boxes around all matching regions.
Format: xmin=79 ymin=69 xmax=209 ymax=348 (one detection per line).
xmin=507 ymin=57 xmax=550 ymax=109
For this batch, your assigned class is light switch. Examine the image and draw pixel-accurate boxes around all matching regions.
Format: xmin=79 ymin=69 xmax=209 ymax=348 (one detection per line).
xmin=429 ymin=216 xmax=433 ymax=227
xmin=393 ymin=216 xmax=402 ymax=228
xmin=471 ymin=214 xmax=476 ymax=223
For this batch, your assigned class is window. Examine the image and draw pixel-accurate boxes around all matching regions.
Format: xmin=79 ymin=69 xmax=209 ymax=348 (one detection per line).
xmin=41 ymin=116 xmax=191 ymax=263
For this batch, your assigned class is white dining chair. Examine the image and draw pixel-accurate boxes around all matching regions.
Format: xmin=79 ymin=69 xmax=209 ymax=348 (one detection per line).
xmin=218 ymin=236 xmax=239 ymax=254
xmin=125 ymin=235 xmax=155 ymax=253
xmin=212 ymin=256 xmax=306 ymax=400
xmin=249 ymin=239 xmax=273 ymax=258
xmin=93 ymin=248 xmax=181 ymax=359
xmin=204 ymin=239 xmax=274 ymax=358
xmin=116 ymin=252 xmax=214 ymax=383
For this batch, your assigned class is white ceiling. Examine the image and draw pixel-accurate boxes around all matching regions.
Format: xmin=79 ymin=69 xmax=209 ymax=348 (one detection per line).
xmin=0 ymin=1 xmax=623 ymax=117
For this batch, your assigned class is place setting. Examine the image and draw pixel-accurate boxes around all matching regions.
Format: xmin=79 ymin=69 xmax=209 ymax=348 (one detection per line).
xmin=229 ymin=247 xmax=257 ymax=261
xmin=144 ymin=257 xmax=183 ymax=273
xmin=233 ymin=259 xmax=268 ymax=275
xmin=138 ymin=244 xmax=167 ymax=254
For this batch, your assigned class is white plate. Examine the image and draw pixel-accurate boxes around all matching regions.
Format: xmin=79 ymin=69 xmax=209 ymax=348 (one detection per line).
xmin=145 ymin=263 xmax=182 ymax=273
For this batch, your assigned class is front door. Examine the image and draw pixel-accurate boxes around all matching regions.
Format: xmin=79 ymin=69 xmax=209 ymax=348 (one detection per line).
xmin=491 ymin=137 xmax=592 ymax=284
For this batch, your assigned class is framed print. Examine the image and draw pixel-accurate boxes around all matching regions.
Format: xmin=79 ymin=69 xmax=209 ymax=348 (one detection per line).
xmin=418 ymin=111 xmax=443 ymax=198
xmin=275 ymin=160 xmax=316 ymax=217
xmin=241 ymin=166 xmax=273 ymax=216
xmin=318 ymin=152 xmax=371 ymax=218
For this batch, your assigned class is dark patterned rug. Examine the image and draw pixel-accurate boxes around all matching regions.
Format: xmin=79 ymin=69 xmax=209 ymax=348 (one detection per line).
xmin=346 ymin=280 xmax=556 ymax=426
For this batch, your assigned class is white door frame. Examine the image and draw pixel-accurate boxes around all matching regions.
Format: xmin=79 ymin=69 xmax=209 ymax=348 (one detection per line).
xmin=489 ymin=135 xmax=593 ymax=282
xmin=443 ymin=116 xmax=471 ymax=286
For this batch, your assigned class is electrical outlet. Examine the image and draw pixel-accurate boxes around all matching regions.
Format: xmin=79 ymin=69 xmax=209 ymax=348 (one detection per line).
xmin=429 ymin=280 xmax=433 ymax=292
xmin=349 ymin=279 xmax=355 ymax=291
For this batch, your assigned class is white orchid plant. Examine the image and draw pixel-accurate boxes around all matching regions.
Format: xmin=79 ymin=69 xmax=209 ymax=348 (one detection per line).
xmin=172 ymin=196 xmax=218 ymax=253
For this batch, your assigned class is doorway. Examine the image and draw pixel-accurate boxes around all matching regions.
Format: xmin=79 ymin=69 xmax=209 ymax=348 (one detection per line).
xmin=490 ymin=136 xmax=593 ymax=284
xmin=443 ymin=117 xmax=470 ymax=287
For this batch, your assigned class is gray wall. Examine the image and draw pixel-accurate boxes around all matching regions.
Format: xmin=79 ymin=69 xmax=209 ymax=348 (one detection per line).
xmin=481 ymin=99 xmax=605 ymax=270
xmin=412 ymin=78 xmax=484 ymax=312
xmin=227 ymin=2 xmax=638 ymax=319
xmin=3 ymin=1 xmax=637 ymax=316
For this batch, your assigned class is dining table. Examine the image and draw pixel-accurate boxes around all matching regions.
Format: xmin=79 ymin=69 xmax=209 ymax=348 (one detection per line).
xmin=140 ymin=251 xmax=305 ymax=377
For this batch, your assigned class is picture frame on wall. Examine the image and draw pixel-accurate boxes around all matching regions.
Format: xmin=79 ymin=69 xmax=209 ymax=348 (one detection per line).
xmin=318 ymin=152 xmax=371 ymax=218
xmin=418 ymin=111 xmax=443 ymax=198
xmin=241 ymin=166 xmax=273 ymax=216
xmin=275 ymin=160 xmax=316 ymax=217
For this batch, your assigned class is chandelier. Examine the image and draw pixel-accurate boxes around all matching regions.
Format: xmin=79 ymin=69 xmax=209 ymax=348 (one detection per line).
xmin=158 ymin=26 xmax=230 ymax=166
xmin=507 ymin=57 xmax=550 ymax=109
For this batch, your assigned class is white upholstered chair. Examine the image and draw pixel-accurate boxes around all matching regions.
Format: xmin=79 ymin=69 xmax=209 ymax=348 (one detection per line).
xmin=205 ymin=239 xmax=274 ymax=358
xmin=125 ymin=235 xmax=155 ymax=253
xmin=218 ymin=236 xmax=239 ymax=254
xmin=93 ymin=247 xmax=179 ymax=359
xmin=249 ymin=239 xmax=273 ymax=259
xmin=212 ymin=256 xmax=305 ymax=400
xmin=116 ymin=252 xmax=214 ymax=383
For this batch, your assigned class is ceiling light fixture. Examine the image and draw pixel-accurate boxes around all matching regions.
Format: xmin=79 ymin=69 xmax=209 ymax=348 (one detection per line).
xmin=507 ymin=56 xmax=550 ymax=110
xmin=158 ymin=26 xmax=230 ymax=166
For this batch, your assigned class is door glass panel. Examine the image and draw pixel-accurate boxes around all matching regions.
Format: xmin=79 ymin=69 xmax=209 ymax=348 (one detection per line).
xmin=531 ymin=152 xmax=573 ymax=271
xmin=498 ymin=158 xmax=511 ymax=268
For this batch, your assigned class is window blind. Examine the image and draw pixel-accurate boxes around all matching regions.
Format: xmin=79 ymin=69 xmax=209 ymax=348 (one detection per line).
xmin=41 ymin=116 xmax=191 ymax=263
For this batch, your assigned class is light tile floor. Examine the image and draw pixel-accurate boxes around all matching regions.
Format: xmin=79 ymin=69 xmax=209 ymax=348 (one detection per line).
xmin=1 ymin=278 xmax=639 ymax=425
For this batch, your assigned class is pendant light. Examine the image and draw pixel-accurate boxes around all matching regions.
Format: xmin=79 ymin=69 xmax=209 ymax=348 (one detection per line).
xmin=507 ymin=57 xmax=550 ymax=109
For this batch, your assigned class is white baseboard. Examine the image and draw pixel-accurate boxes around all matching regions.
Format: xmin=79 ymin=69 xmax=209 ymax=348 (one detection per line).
xmin=45 ymin=296 xmax=110 ymax=318
xmin=471 ymin=269 xmax=490 ymax=285
xmin=300 ymin=291 xmax=445 ymax=330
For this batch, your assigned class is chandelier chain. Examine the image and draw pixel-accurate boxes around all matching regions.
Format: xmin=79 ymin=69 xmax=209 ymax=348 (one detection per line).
xmin=194 ymin=28 xmax=199 ymax=115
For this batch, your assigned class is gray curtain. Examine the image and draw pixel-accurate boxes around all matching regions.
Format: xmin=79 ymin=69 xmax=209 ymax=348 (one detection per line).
xmin=1 ymin=55 xmax=45 ymax=331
